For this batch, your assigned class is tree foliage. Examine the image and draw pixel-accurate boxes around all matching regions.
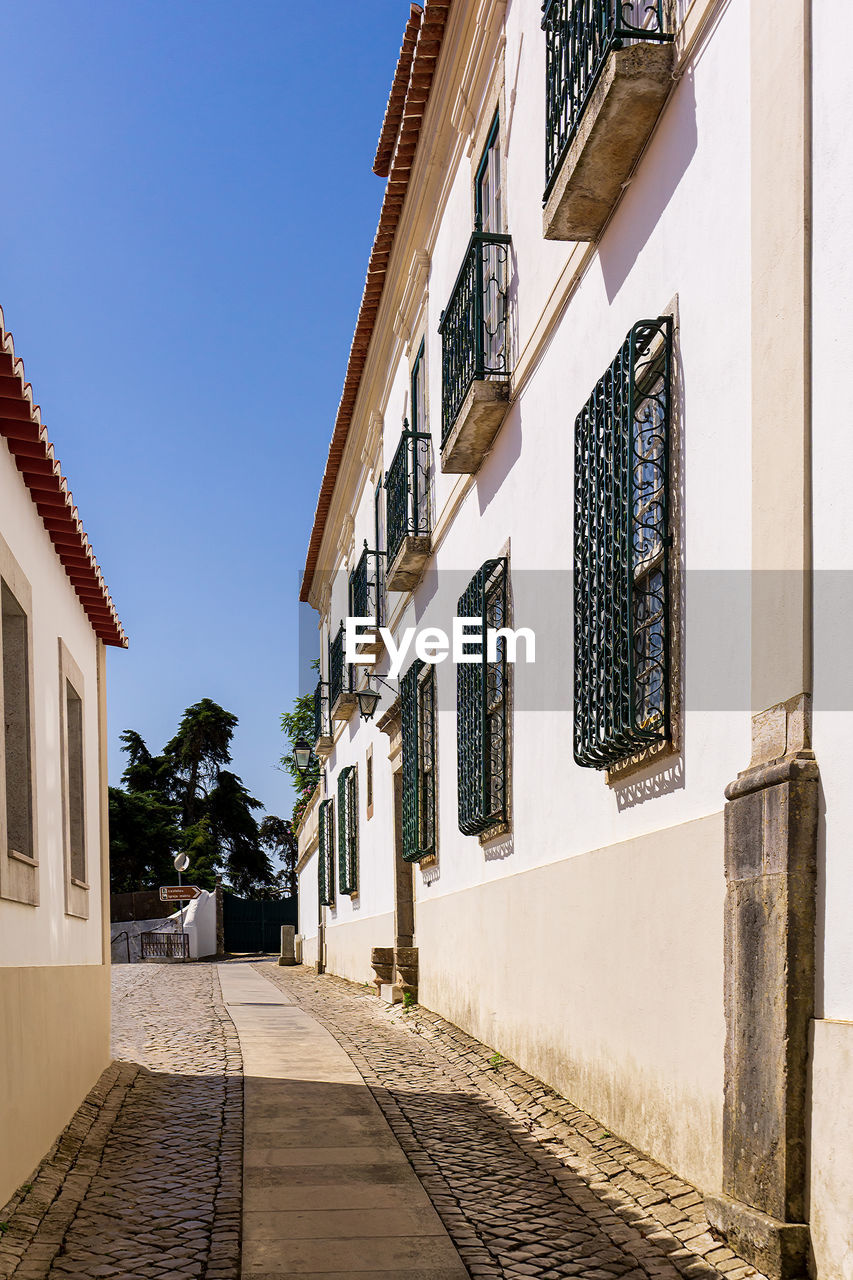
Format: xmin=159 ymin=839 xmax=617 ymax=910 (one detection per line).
xmin=109 ymin=699 xmax=287 ymax=898
xmin=279 ymin=662 xmax=321 ymax=829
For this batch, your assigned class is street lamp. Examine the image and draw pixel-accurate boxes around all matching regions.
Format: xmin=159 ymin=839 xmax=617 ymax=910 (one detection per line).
xmin=357 ymin=679 xmax=381 ymax=721
xmin=293 ymin=737 xmax=313 ymax=777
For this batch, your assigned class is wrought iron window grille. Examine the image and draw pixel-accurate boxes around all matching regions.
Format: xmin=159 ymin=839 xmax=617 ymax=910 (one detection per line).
xmin=385 ymin=420 xmax=432 ymax=568
xmin=438 ymin=230 xmax=513 ymax=446
xmin=337 ymin=765 xmax=358 ymax=895
xmin=348 ymin=542 xmax=385 ymax=631
xmin=318 ymin=797 xmax=335 ymax=907
xmin=457 ymin=558 xmax=509 ymax=836
xmin=328 ymin=621 xmax=353 ymax=709
xmin=542 ymin=0 xmax=673 ymax=199
xmin=401 ymin=660 xmax=437 ymax=862
xmin=573 ymin=315 xmax=672 ymax=770
xmin=313 ymin=679 xmax=330 ymax=745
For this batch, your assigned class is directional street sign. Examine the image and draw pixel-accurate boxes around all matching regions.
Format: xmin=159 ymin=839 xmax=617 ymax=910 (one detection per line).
xmin=159 ymin=885 xmax=202 ymax=902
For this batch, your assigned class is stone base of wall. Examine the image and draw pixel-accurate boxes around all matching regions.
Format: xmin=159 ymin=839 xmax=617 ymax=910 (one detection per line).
xmin=415 ymin=814 xmax=727 ymax=1193
xmin=0 ymin=963 xmax=110 ymax=1206
xmin=809 ymin=1018 xmax=853 ymax=1280
xmin=325 ymin=910 xmax=395 ymax=987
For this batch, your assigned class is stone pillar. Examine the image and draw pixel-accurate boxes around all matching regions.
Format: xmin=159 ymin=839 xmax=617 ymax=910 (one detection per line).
xmin=706 ymin=701 xmax=817 ymax=1278
xmin=278 ymin=924 xmax=297 ymax=966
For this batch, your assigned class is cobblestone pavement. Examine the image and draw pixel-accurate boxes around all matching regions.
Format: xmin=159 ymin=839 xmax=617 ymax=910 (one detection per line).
xmin=0 ymin=965 xmax=241 ymax=1280
xmin=256 ymin=961 xmax=769 ymax=1280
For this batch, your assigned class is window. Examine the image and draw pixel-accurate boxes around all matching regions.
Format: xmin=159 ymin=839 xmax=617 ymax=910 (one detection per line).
xmin=457 ymin=559 xmax=508 ymax=836
xmin=573 ymin=317 xmax=672 ymax=769
xmin=475 ymin=112 xmax=504 ymax=234
xmin=2 ymin=582 xmax=34 ymax=864
xmin=475 ymin=114 xmax=508 ymax=377
xmin=318 ymin=797 xmax=335 ymax=906
xmin=401 ymin=660 xmax=437 ymax=862
xmin=337 ymin=765 xmax=358 ymax=895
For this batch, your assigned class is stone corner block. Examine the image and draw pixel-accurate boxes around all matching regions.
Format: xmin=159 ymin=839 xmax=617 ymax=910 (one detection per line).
xmin=440 ymin=378 xmax=510 ymax=474
xmin=543 ymin=41 xmax=675 ymax=243
xmin=705 ymin=1192 xmax=810 ymax=1280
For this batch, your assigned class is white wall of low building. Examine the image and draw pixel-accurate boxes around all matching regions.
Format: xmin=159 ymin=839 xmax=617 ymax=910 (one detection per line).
xmin=0 ymin=441 xmax=106 ymax=967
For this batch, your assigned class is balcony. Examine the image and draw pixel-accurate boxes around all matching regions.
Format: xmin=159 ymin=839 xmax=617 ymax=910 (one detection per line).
xmin=542 ymin=0 xmax=674 ymax=242
xmin=385 ymin=424 xmax=431 ymax=592
xmin=329 ymin=623 xmax=357 ymax=722
xmin=312 ymin=680 xmax=333 ymax=758
xmin=439 ymin=230 xmax=512 ymax=473
xmin=349 ymin=541 xmax=385 ymax=656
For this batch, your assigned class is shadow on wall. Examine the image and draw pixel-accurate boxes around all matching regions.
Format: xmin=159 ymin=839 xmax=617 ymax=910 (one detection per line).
xmin=598 ymin=67 xmax=698 ymax=302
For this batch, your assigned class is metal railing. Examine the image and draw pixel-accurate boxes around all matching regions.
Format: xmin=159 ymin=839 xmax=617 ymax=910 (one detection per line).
xmin=349 ymin=541 xmax=385 ymax=632
xmin=313 ymin=680 xmax=330 ymax=744
xmin=140 ymin=931 xmax=189 ymax=960
xmin=385 ymin=423 xmax=432 ymax=568
xmin=542 ymin=0 xmax=673 ymax=197
xmin=439 ymin=231 xmax=512 ymax=446
xmin=328 ymin=622 xmax=352 ymax=709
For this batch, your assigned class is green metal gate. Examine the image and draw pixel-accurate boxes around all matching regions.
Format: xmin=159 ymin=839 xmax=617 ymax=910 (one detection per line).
xmin=221 ymin=893 xmax=297 ymax=954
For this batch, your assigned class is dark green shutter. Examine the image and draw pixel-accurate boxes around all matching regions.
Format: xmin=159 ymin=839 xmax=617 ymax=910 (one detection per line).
xmin=318 ymin=798 xmax=335 ymax=907
xmin=573 ymin=317 xmax=672 ymax=769
xmin=337 ymin=766 xmax=358 ymax=895
xmin=401 ymin=661 xmax=421 ymax=862
xmin=457 ymin=558 xmax=507 ymax=835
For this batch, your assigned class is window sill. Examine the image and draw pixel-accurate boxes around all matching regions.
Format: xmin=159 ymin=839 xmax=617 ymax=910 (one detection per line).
xmin=8 ymin=848 xmax=37 ymax=867
xmin=605 ymin=736 xmax=676 ymax=785
xmin=70 ymin=876 xmax=90 ymax=891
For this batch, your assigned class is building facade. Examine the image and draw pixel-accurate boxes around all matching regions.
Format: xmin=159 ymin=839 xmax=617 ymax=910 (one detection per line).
xmin=0 ymin=311 xmax=126 ymax=1205
xmin=296 ymin=2 xmax=852 ymax=1276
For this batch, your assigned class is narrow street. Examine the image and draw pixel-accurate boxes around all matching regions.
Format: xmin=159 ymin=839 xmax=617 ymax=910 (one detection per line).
xmin=0 ymin=964 xmax=769 ymax=1280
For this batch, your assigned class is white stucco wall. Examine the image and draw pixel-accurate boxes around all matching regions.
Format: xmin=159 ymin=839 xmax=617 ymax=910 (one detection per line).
xmin=0 ymin=438 xmax=105 ymax=969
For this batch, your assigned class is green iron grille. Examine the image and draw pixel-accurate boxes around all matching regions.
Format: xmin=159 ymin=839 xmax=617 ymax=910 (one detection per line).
xmin=328 ymin=622 xmax=352 ymax=708
xmin=401 ymin=660 xmax=435 ymax=862
xmin=337 ymin=765 xmax=358 ymax=895
xmin=438 ymin=231 xmax=512 ymax=446
xmin=542 ymin=0 xmax=672 ymax=198
xmin=349 ymin=542 xmax=385 ymax=630
xmin=573 ymin=316 xmax=672 ymax=769
xmin=318 ymin=797 xmax=335 ymax=907
xmin=385 ymin=424 xmax=431 ymax=568
xmin=457 ymin=558 xmax=508 ymax=835
xmin=313 ymin=680 xmax=329 ymax=746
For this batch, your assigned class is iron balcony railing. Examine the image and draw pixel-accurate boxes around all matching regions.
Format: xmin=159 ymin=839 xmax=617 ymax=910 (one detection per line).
xmin=385 ymin=423 xmax=431 ymax=568
xmin=349 ymin=542 xmax=385 ymax=631
xmin=542 ymin=0 xmax=673 ymax=197
xmin=141 ymin=931 xmax=189 ymax=960
xmin=439 ymin=230 xmax=512 ymax=446
xmin=313 ymin=680 xmax=330 ymax=744
xmin=328 ymin=622 xmax=352 ymax=709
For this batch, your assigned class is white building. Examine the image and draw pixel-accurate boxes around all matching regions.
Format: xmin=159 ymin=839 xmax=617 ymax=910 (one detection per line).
xmin=0 ymin=309 xmax=126 ymax=1205
xmin=296 ymin=3 xmax=852 ymax=1276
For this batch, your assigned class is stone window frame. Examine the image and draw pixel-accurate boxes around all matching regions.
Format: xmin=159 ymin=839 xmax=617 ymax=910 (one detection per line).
xmin=58 ymin=638 xmax=89 ymax=919
xmin=0 ymin=532 xmax=39 ymax=907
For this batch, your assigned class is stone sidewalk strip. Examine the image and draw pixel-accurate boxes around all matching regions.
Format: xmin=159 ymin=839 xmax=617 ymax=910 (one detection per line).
xmin=219 ymin=960 xmax=469 ymax=1280
xmin=0 ymin=965 xmax=242 ymax=1280
xmin=254 ymin=962 xmax=769 ymax=1280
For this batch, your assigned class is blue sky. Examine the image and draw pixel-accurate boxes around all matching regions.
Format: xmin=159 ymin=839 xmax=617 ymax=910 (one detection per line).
xmin=0 ymin=2 xmax=413 ymax=820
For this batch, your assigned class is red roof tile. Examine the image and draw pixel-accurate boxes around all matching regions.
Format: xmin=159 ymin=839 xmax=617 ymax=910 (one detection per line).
xmin=0 ymin=309 xmax=127 ymax=647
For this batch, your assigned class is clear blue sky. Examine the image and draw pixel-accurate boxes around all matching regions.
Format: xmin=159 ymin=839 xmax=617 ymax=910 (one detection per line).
xmin=0 ymin=2 xmax=413 ymax=820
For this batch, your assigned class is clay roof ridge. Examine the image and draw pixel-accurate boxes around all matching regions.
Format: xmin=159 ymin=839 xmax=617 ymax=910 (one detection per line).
xmin=300 ymin=0 xmax=451 ymax=604
xmin=373 ymin=5 xmax=423 ymax=178
xmin=0 ymin=307 xmax=127 ymax=647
